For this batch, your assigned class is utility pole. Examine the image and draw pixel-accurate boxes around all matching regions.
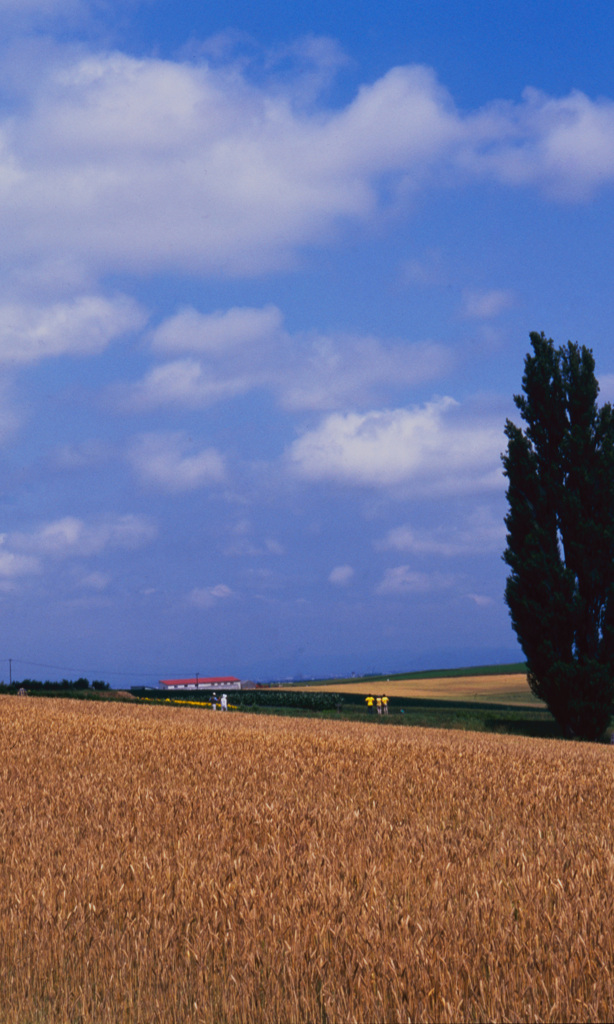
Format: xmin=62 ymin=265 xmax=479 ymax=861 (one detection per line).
xmin=9 ymin=659 xmax=11 ymax=686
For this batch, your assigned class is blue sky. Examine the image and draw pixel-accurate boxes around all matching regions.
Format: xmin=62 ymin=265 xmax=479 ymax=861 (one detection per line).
xmin=1 ymin=0 xmax=614 ymax=683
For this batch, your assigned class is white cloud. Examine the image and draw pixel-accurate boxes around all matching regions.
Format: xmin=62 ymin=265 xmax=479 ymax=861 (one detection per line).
xmin=0 ymin=537 xmax=40 ymax=577
xmin=189 ymin=584 xmax=233 ymax=609
xmin=52 ymin=438 xmax=112 ymax=470
xmin=128 ymin=303 xmax=288 ymax=409
xmin=0 ymin=294 xmax=145 ymax=363
xmin=278 ymin=335 xmax=450 ymax=411
xmin=0 ymin=0 xmax=81 ymax=13
xmin=461 ymin=289 xmax=513 ymax=320
xmin=1 ymin=54 xmax=426 ymax=277
xmin=1 ymin=51 xmax=612 ymax=288
xmin=464 ymin=87 xmax=614 ymax=200
xmin=467 ymin=593 xmax=493 ymax=607
xmin=0 ymin=515 xmax=155 ymax=587
xmin=10 ymin=514 xmax=156 ymax=558
xmin=126 ymin=300 xmax=451 ymax=412
xmin=80 ymin=571 xmax=110 ymax=590
xmin=402 ymin=248 xmax=446 ymax=288
xmin=376 ymin=565 xmax=454 ymax=595
xmin=223 ymin=519 xmax=285 ymax=557
xmin=378 ymin=508 xmax=505 ymax=556
xmin=128 ymin=432 xmax=226 ymax=491
xmin=288 ymin=398 xmax=503 ymax=492
xmin=150 ymin=304 xmax=283 ymax=354
xmin=127 ymin=359 xmax=256 ymax=409
xmin=597 ymin=374 xmax=614 ymax=403
xmin=0 ymin=379 xmax=20 ymax=441
xmin=0 ymin=0 xmax=148 ymax=14
xmin=329 ymin=564 xmax=354 ymax=586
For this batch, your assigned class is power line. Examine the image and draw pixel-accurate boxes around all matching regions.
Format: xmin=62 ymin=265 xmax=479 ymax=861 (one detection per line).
xmin=3 ymin=658 xmax=160 ymax=678
xmin=3 ymin=657 xmax=240 ymax=682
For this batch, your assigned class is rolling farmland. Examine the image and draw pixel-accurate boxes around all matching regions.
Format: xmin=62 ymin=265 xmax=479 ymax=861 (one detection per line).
xmin=1 ymin=696 xmax=613 ymax=1023
xmin=280 ymin=671 xmax=542 ymax=706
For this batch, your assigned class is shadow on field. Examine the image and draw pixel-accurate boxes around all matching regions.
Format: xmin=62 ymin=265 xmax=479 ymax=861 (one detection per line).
xmin=483 ymin=715 xmax=565 ymax=739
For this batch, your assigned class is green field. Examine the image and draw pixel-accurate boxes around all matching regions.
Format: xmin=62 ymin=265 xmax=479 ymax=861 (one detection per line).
xmin=283 ymin=661 xmax=527 ymax=686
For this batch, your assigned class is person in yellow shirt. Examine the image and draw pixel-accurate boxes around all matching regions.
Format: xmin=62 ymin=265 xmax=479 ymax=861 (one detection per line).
xmin=376 ymin=696 xmax=382 ymax=715
xmin=365 ymin=695 xmax=375 ymax=711
xmin=381 ymin=695 xmax=389 ymax=715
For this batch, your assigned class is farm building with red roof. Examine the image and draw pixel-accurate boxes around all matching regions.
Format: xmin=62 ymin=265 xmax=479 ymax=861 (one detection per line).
xmin=160 ymin=676 xmax=243 ymax=691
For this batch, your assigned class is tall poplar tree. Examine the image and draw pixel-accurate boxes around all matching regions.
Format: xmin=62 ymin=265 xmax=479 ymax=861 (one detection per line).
xmin=503 ymin=332 xmax=614 ymax=740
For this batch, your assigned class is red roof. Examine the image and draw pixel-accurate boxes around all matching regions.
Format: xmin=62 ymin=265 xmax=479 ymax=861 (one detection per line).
xmin=160 ymin=676 xmax=240 ymax=687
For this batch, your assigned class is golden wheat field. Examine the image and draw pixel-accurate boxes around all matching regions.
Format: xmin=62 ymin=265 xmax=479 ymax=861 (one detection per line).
xmin=1 ymin=697 xmax=613 ymax=1023
xmin=282 ymin=673 xmax=542 ymax=705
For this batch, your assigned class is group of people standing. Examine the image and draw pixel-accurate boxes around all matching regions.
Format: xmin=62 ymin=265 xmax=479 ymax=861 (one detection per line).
xmin=365 ymin=694 xmax=389 ymax=715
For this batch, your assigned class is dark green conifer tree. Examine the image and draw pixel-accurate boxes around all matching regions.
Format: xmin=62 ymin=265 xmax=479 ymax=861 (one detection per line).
xmin=503 ymin=332 xmax=614 ymax=740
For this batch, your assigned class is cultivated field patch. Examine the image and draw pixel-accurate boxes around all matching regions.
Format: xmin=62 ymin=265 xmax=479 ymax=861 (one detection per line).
xmin=0 ymin=697 xmax=612 ymax=1022
xmin=282 ymin=672 xmax=542 ymax=705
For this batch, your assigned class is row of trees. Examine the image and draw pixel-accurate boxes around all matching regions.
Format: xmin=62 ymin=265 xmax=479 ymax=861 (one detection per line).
xmin=1 ymin=678 xmax=109 ymax=693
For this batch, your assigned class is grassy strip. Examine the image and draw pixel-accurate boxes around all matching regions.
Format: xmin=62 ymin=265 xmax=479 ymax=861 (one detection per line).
xmin=342 ymin=706 xmax=563 ymax=737
xmin=379 ymin=661 xmax=527 ymax=680
xmin=331 ymin=691 xmax=536 ymax=712
xmin=282 ymin=662 xmax=527 ymax=686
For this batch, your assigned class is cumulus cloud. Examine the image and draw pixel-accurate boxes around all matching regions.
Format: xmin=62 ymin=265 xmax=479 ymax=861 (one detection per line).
xmin=461 ymin=288 xmax=513 ymax=320
xmin=0 ymin=294 xmax=145 ymax=363
xmin=329 ymin=564 xmax=354 ymax=586
xmin=126 ymin=359 xmax=259 ymax=409
xmin=222 ymin=518 xmax=285 ymax=558
xmin=288 ymin=397 xmax=503 ymax=492
xmin=463 ymin=87 xmax=614 ymax=200
xmin=150 ymin=304 xmax=283 ymax=354
xmin=376 ymin=565 xmax=454 ymax=595
xmin=0 ymin=379 xmax=21 ymax=441
xmin=10 ymin=514 xmax=156 ymax=558
xmin=79 ymin=570 xmax=110 ymax=590
xmin=0 ymin=537 xmax=40 ymax=577
xmin=597 ymin=373 xmax=614 ymax=403
xmin=0 ymin=0 xmax=151 ymax=13
xmin=0 ymin=50 xmax=612 ymax=289
xmin=278 ymin=335 xmax=450 ymax=411
xmin=128 ymin=432 xmax=226 ymax=491
xmin=0 ymin=515 xmax=155 ymax=588
xmin=127 ymin=304 xmax=286 ymax=408
xmin=52 ymin=438 xmax=112 ymax=470
xmin=226 ymin=537 xmax=285 ymax=557
xmin=378 ymin=508 xmax=506 ymax=556
xmin=0 ymin=0 xmax=81 ymax=15
xmin=126 ymin=300 xmax=451 ymax=412
xmin=189 ymin=583 xmax=233 ymax=609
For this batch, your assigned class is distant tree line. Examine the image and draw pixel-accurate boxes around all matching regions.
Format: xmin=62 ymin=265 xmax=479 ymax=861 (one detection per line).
xmin=0 ymin=678 xmax=109 ymax=694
